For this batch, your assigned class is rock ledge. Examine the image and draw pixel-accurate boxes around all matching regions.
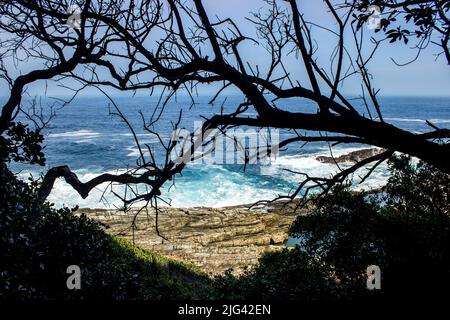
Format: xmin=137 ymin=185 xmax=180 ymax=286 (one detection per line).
xmin=78 ymin=206 xmax=297 ymax=275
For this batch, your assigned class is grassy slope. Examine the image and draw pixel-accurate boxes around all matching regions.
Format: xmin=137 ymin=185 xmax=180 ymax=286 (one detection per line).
xmin=108 ymin=236 xmax=215 ymax=299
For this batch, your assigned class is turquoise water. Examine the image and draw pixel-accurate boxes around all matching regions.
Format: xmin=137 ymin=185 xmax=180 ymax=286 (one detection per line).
xmin=6 ymin=95 xmax=449 ymax=208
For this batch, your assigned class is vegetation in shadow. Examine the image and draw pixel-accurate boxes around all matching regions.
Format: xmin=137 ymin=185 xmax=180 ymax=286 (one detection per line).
xmin=2 ymin=153 xmax=449 ymax=300
xmin=0 ymin=163 xmax=214 ymax=300
xmin=214 ymin=156 xmax=450 ymax=301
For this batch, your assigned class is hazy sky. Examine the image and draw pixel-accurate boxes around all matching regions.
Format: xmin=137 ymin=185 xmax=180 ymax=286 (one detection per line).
xmin=1 ymin=0 xmax=449 ymax=97
xmin=203 ymin=0 xmax=450 ymax=97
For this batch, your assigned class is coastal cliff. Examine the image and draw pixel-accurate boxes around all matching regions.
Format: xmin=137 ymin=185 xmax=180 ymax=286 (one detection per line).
xmin=77 ymin=206 xmax=298 ymax=275
xmin=74 ymin=147 xmax=385 ymax=275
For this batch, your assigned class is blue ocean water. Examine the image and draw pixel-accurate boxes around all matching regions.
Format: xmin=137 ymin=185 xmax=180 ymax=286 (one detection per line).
xmin=5 ymin=95 xmax=450 ymax=208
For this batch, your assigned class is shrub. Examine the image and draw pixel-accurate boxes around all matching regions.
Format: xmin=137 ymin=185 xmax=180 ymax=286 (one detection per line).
xmin=0 ymin=164 xmax=214 ymax=300
xmin=216 ymin=156 xmax=450 ymax=301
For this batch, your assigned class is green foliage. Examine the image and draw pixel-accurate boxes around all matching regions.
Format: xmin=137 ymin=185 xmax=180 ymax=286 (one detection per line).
xmin=0 ymin=122 xmax=45 ymax=165
xmin=0 ymin=165 xmax=215 ymax=300
xmin=214 ymin=249 xmax=343 ymax=301
xmin=217 ymin=156 xmax=450 ymax=300
xmin=0 ymin=118 xmax=216 ymax=300
xmin=353 ymin=0 xmax=449 ymax=47
xmin=2 ymin=152 xmax=449 ymax=301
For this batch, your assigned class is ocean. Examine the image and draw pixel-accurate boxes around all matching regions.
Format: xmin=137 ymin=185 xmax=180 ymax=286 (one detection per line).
xmin=5 ymin=95 xmax=450 ymax=209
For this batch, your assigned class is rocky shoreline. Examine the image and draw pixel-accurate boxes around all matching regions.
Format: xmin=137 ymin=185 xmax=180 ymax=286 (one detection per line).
xmin=77 ymin=204 xmax=302 ymax=275
xmin=316 ymin=147 xmax=384 ymax=164
xmin=75 ymin=148 xmax=385 ymax=275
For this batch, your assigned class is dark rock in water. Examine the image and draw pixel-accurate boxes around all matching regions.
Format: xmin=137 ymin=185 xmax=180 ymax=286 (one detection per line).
xmin=316 ymin=148 xmax=384 ymax=164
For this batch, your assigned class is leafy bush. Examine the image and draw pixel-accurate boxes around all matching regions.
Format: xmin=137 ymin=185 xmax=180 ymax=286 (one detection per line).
xmin=2 ymin=149 xmax=449 ymax=301
xmin=0 ymin=122 xmax=45 ymax=165
xmin=0 ymin=164 xmax=214 ymax=300
xmin=214 ymin=248 xmax=342 ymax=301
xmin=216 ymin=156 xmax=450 ymax=301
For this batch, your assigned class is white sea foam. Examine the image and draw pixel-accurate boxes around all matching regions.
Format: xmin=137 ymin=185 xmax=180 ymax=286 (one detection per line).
xmin=49 ymin=129 xmax=101 ymax=139
xmin=166 ymin=172 xmax=282 ymax=208
xmin=28 ymin=165 xmax=282 ymax=209
xmin=125 ymin=137 xmax=167 ymax=158
xmin=119 ymin=133 xmax=166 ymax=138
xmin=126 ymin=146 xmax=153 ymax=158
xmin=385 ymin=117 xmax=450 ymax=124
xmin=261 ymin=146 xmax=388 ymax=189
xmin=50 ymin=168 xmax=138 ymax=209
xmin=20 ymin=147 xmax=390 ymax=209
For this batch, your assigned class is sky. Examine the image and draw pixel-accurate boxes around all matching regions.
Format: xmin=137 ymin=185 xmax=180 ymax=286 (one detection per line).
xmin=203 ymin=0 xmax=450 ymax=97
xmin=1 ymin=0 xmax=449 ymax=98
